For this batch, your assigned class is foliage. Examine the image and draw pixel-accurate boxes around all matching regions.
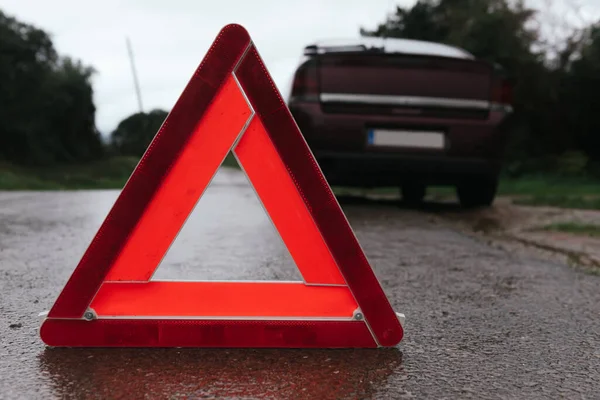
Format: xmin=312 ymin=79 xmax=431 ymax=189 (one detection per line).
xmin=361 ymin=0 xmax=600 ymax=178
xmin=109 ymin=109 xmax=168 ymax=157
xmin=0 ymin=10 xmax=104 ymax=166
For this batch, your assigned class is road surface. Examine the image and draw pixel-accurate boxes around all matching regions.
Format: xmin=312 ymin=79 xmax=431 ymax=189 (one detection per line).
xmin=0 ymin=168 xmax=598 ymax=399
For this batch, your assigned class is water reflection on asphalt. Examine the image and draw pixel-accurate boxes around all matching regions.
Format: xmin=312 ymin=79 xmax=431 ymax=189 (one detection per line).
xmin=38 ymin=347 xmax=403 ymax=399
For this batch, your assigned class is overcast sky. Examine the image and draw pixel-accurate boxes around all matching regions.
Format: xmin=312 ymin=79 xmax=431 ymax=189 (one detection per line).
xmin=1 ymin=0 xmax=598 ymax=136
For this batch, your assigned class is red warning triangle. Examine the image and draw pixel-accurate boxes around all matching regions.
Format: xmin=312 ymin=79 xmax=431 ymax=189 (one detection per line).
xmin=39 ymin=24 xmax=404 ymax=348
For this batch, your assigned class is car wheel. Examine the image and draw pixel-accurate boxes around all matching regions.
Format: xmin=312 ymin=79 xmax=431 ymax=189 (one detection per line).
xmin=401 ymin=183 xmax=426 ymax=206
xmin=456 ymin=176 xmax=498 ymax=208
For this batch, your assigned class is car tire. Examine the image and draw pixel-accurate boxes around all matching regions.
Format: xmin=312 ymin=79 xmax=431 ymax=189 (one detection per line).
xmin=456 ymin=176 xmax=498 ymax=208
xmin=401 ymin=183 xmax=426 ymax=206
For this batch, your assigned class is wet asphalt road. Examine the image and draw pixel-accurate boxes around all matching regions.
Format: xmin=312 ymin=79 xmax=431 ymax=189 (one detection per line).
xmin=1 ymin=168 xmax=599 ymax=399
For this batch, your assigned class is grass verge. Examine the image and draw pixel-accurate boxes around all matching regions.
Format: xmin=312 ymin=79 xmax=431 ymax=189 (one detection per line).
xmin=513 ymin=195 xmax=600 ymax=210
xmin=498 ymin=176 xmax=600 ymax=197
xmin=0 ymin=157 xmax=139 ymax=190
xmin=539 ymin=222 xmax=600 ymax=237
xmin=0 ymin=154 xmax=244 ymax=191
xmin=498 ymin=176 xmax=600 ymax=210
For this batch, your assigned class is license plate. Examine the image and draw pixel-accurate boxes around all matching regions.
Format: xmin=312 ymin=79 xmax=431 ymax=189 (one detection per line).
xmin=367 ymin=129 xmax=445 ymax=149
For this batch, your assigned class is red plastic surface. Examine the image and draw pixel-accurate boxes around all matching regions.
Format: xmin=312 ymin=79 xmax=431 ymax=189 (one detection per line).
xmin=91 ymin=282 xmax=357 ymax=317
xmin=40 ymin=319 xmax=378 ymax=348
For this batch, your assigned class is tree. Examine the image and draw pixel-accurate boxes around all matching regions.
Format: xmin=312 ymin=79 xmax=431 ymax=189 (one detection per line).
xmin=360 ymin=0 xmax=600 ymax=176
xmin=361 ymin=0 xmax=540 ymax=76
xmin=360 ymin=1 xmax=445 ymax=42
xmin=563 ymin=24 xmax=600 ymax=162
xmin=0 ymin=9 xmax=104 ymax=165
xmin=109 ymin=109 xmax=169 ymax=157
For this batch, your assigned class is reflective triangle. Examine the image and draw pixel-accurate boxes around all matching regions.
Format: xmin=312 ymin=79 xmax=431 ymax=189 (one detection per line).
xmin=39 ymin=24 xmax=404 ymax=348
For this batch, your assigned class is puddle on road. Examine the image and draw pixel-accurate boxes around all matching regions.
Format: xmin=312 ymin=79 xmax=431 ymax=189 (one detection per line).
xmin=37 ymin=347 xmax=403 ymax=399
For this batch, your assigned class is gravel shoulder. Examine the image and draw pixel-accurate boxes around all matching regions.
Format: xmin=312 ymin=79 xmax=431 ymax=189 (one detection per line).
xmin=436 ymin=197 xmax=600 ymax=275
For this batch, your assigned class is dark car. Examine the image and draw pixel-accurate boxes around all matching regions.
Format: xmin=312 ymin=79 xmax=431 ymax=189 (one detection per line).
xmin=285 ymin=37 xmax=515 ymax=207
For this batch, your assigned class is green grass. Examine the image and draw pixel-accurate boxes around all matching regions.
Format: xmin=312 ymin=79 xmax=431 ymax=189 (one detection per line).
xmin=513 ymin=195 xmax=600 ymax=210
xmin=540 ymin=222 xmax=600 ymax=237
xmin=428 ymin=176 xmax=600 ymax=210
xmin=221 ymin=152 xmax=239 ymax=168
xmin=498 ymin=176 xmax=600 ymax=197
xmin=499 ymin=175 xmax=600 ymax=210
xmin=0 ymin=153 xmax=246 ymax=191
xmin=0 ymin=157 xmax=139 ymax=190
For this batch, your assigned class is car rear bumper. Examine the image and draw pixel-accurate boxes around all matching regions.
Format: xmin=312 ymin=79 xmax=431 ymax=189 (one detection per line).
xmin=289 ymin=101 xmax=514 ymax=187
xmin=314 ymin=152 xmax=501 ymax=187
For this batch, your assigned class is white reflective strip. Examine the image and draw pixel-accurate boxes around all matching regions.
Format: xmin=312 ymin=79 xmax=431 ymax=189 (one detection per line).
xmin=320 ymin=93 xmax=490 ymax=110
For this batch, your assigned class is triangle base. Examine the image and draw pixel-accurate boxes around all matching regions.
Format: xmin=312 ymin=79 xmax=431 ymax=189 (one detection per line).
xmin=40 ymin=318 xmax=380 ymax=348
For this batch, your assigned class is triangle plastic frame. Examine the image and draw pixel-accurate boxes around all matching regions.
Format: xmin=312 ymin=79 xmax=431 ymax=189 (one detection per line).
xmin=39 ymin=24 xmax=405 ymax=348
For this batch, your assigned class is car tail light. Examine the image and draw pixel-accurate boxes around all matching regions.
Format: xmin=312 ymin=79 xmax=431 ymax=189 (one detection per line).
xmin=290 ymin=62 xmax=319 ymax=101
xmin=492 ymin=78 xmax=513 ymax=105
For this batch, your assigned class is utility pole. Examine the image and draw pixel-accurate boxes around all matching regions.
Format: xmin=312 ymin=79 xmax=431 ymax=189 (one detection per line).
xmin=126 ymin=36 xmax=144 ymax=113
